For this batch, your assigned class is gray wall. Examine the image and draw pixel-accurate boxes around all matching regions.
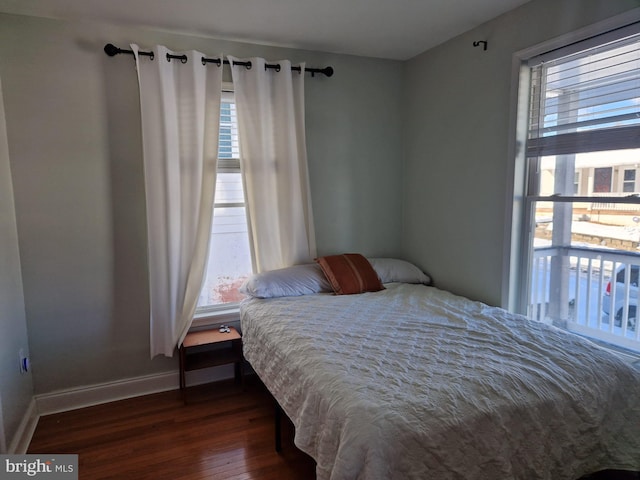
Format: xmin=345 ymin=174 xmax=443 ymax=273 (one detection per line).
xmin=1 ymin=0 xmax=638 ymax=441
xmin=0 ymin=76 xmax=33 ymax=450
xmin=402 ymin=0 xmax=640 ymax=307
xmin=0 ymin=13 xmax=404 ymax=397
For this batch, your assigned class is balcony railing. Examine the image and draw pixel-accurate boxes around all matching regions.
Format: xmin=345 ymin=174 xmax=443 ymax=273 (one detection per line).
xmin=588 ymin=192 xmax=640 ymax=212
xmin=530 ymin=246 xmax=640 ymax=353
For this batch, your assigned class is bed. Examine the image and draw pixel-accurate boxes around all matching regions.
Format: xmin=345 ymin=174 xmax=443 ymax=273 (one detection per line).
xmin=239 ymin=256 xmax=640 ymax=480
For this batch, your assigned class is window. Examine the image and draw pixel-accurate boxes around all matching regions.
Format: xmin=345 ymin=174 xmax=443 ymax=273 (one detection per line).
xmin=196 ymin=90 xmax=253 ymax=313
xmin=623 ymin=169 xmax=636 ymax=192
xmin=517 ymin=22 xmax=640 ymax=352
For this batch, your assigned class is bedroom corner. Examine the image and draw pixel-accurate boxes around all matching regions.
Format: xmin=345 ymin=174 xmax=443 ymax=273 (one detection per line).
xmin=0 ymin=75 xmax=36 ymax=453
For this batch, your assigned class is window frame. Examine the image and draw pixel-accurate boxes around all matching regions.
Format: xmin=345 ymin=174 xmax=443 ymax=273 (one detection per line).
xmin=511 ymin=21 xmax=640 ymax=355
xmin=505 ymin=8 xmax=640 ymax=314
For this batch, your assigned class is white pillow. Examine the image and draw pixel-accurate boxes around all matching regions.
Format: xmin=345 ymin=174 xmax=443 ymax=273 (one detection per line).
xmin=368 ymin=258 xmax=431 ymax=285
xmin=240 ymin=263 xmax=332 ymax=298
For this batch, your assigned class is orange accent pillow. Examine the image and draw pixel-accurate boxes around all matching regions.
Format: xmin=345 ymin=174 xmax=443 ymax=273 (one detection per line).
xmin=316 ymin=254 xmax=384 ymax=295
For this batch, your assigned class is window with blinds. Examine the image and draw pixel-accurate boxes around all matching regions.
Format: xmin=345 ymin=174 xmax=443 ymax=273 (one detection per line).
xmin=517 ymin=22 xmax=640 ymax=353
xmin=197 ymin=90 xmax=253 ymax=313
xmin=526 ymin=27 xmax=640 ymax=158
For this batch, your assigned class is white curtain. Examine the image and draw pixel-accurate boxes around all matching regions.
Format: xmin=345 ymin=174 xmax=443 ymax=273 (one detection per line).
xmin=229 ymin=56 xmax=316 ymax=272
xmin=132 ymin=45 xmax=223 ymax=357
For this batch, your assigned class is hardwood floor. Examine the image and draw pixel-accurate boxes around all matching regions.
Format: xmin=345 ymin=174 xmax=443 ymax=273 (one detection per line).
xmin=27 ymin=376 xmax=639 ymax=480
xmin=28 ymin=376 xmax=316 ymax=479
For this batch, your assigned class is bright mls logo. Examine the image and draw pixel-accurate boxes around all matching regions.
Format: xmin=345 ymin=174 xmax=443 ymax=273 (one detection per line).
xmin=1 ymin=455 xmax=77 ymax=479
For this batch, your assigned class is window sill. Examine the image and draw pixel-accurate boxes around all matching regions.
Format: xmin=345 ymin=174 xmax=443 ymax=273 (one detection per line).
xmin=584 ymin=336 xmax=640 ymax=369
xmin=192 ymin=306 xmax=241 ymax=329
xmin=603 ymin=345 xmax=640 ymax=369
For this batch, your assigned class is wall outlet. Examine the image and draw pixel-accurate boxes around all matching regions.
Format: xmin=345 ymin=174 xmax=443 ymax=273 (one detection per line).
xmin=18 ymin=349 xmax=29 ymax=374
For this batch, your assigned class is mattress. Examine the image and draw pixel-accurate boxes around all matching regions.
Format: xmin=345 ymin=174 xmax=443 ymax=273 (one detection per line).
xmin=240 ymin=283 xmax=640 ymax=480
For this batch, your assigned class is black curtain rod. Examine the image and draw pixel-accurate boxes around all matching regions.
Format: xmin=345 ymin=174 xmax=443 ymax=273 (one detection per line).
xmin=104 ymin=43 xmax=334 ymax=77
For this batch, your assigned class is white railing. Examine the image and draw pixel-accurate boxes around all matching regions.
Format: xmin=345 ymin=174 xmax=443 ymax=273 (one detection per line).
xmin=590 ymin=202 xmax=640 ymax=212
xmin=590 ymin=192 xmax=640 ymax=212
xmin=531 ymin=246 xmax=640 ymax=353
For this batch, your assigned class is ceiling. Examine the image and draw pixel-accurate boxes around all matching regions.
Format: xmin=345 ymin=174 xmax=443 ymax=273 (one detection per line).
xmin=0 ymin=0 xmax=532 ymax=60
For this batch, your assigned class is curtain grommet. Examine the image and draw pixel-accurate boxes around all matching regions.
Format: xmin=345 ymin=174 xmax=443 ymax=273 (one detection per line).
xmin=166 ymin=53 xmax=188 ymax=64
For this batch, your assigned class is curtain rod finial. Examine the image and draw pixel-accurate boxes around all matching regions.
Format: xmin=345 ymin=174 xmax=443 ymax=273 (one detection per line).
xmin=104 ymin=43 xmax=120 ymax=56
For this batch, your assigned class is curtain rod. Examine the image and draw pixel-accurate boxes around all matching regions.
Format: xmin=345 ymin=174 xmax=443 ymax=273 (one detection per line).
xmin=104 ymin=43 xmax=334 ymax=77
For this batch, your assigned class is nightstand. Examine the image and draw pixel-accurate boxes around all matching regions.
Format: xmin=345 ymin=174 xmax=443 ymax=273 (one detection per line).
xmin=178 ymin=326 xmax=244 ymax=403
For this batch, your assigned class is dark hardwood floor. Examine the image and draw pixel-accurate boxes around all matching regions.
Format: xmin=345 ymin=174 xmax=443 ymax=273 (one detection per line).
xmin=28 ymin=376 xmax=316 ymax=479
xmin=28 ymin=375 xmax=639 ymax=480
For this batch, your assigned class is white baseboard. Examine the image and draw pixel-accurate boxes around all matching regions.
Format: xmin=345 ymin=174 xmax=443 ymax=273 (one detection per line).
xmin=8 ymin=399 xmax=38 ymax=454
xmin=35 ymin=371 xmax=179 ymax=417
xmin=36 ymin=365 xmax=236 ymax=416
xmin=14 ymin=365 xmax=235 ymax=452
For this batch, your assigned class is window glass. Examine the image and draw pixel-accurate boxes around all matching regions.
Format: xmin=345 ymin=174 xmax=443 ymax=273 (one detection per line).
xmin=196 ymin=96 xmax=252 ymax=312
xmin=623 ymin=169 xmax=636 ymax=192
xmin=520 ymin=27 xmax=640 ymax=353
xmin=198 ymin=204 xmax=252 ymax=307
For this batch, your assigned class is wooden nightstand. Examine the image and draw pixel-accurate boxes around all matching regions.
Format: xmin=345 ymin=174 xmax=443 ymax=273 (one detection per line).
xmin=179 ymin=326 xmax=244 ymax=403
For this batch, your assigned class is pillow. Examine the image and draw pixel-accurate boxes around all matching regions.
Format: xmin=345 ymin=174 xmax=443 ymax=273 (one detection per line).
xmin=315 ymin=253 xmax=384 ymax=295
xmin=240 ymin=263 xmax=332 ymax=298
xmin=368 ymin=258 xmax=431 ymax=285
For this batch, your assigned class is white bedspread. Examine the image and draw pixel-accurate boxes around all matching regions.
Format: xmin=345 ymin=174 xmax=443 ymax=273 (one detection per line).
xmin=240 ymin=283 xmax=640 ymax=480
